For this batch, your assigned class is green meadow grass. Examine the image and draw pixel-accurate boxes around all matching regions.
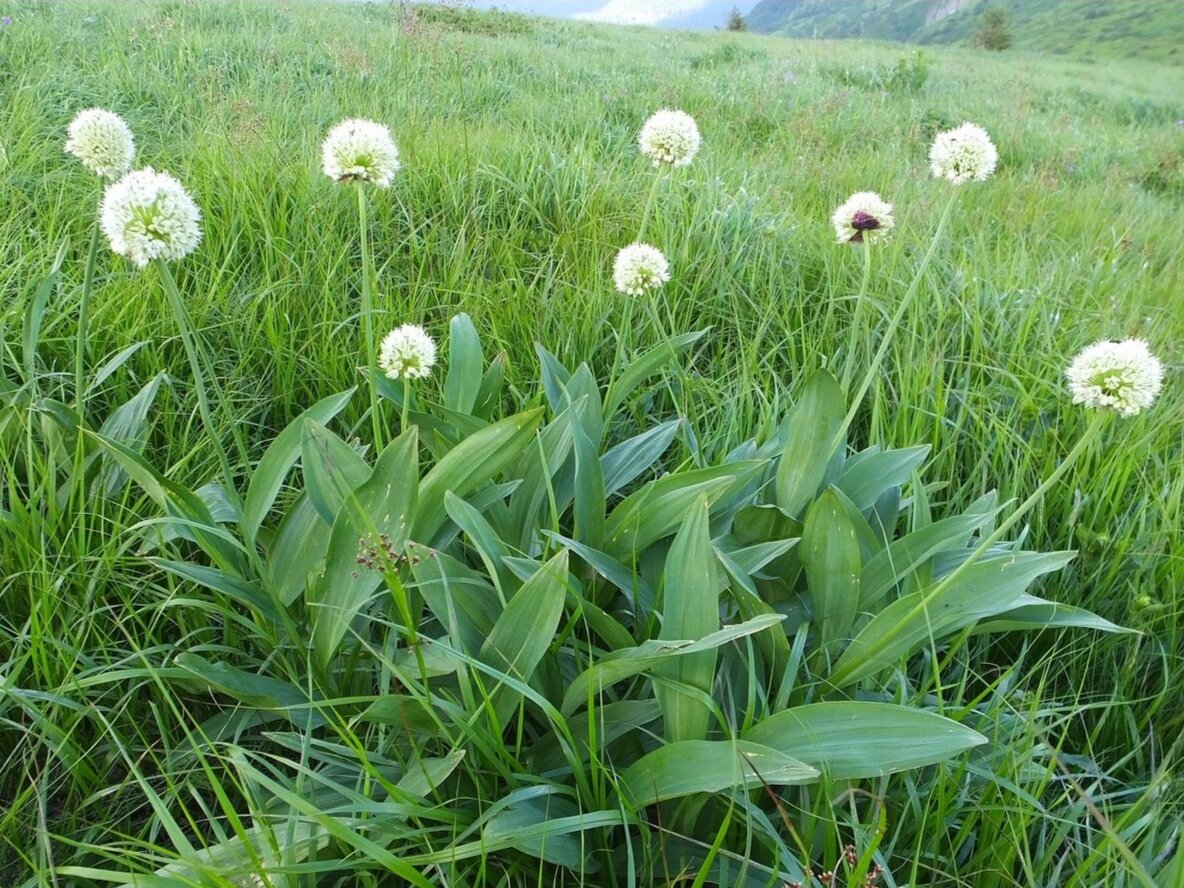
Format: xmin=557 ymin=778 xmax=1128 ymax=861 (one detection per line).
xmin=0 ymin=1 xmax=1182 ymax=885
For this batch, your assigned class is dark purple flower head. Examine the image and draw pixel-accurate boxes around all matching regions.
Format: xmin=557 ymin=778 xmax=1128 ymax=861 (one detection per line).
xmin=851 ymin=210 xmax=881 ymax=232
xmin=1 ymin=16 xmax=12 ymax=26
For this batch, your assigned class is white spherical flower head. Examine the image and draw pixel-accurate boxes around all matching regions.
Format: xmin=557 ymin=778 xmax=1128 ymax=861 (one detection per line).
xmin=638 ymin=109 xmax=701 ymax=168
xmin=322 ymin=118 xmax=401 ymax=187
xmin=1065 ymin=339 xmax=1163 ymax=417
xmin=929 ymin=122 xmax=998 ymax=185
xmin=380 ymin=324 xmax=437 ymax=380
xmin=65 ymin=108 xmax=135 ymax=179
xmin=100 ymin=168 xmax=202 ymax=268
xmin=613 ymin=243 xmax=670 ymax=296
xmin=832 ymin=191 xmax=894 ymax=244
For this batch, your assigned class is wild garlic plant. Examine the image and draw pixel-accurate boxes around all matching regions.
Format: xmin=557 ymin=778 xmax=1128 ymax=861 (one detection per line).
xmin=20 ymin=102 xmax=1165 ymax=888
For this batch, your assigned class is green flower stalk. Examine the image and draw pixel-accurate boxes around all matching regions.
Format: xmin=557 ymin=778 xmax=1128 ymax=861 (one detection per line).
xmin=322 ymin=117 xmax=402 ymax=449
xmin=66 ymin=107 xmax=135 ymax=420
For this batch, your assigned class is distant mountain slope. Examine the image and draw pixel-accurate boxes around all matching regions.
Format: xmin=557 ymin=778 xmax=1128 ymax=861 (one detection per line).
xmin=745 ymin=0 xmax=1184 ymax=64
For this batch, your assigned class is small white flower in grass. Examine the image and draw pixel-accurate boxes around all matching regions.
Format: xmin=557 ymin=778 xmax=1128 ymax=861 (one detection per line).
xmin=100 ymin=168 xmax=201 ymax=267
xmin=613 ymin=243 xmax=669 ymax=296
xmin=1066 ymin=339 xmax=1163 ymax=417
xmin=322 ymin=118 xmax=401 ymax=187
xmin=380 ymin=324 xmax=437 ymax=380
xmin=929 ymin=122 xmax=998 ymax=185
xmin=832 ymin=191 xmax=894 ymax=244
xmin=638 ymin=109 xmax=701 ymax=168
xmin=65 ymin=108 xmax=135 ymax=179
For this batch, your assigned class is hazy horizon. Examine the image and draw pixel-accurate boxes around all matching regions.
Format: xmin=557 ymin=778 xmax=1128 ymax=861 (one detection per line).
xmin=325 ymin=0 xmax=761 ymax=29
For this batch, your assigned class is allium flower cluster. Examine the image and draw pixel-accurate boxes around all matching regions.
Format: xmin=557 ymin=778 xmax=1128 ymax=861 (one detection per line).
xmin=380 ymin=324 xmax=437 ymax=380
xmin=613 ymin=243 xmax=670 ymax=296
xmin=322 ymin=118 xmax=401 ymax=187
xmin=1065 ymin=339 xmax=1163 ymax=417
xmin=638 ymin=109 xmax=701 ymax=168
xmin=100 ymin=168 xmax=202 ymax=267
xmin=831 ymin=192 xmax=894 ymax=244
xmin=65 ymin=108 xmax=135 ymax=179
xmin=929 ymin=122 xmax=998 ymax=185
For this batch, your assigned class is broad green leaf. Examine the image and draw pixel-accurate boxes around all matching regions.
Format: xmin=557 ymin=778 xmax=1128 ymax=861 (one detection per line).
xmin=601 ymin=419 xmax=680 ymax=496
xmin=85 ymin=341 xmax=148 ymax=397
xmin=152 ymin=558 xmax=278 ymax=624
xmin=300 ymin=420 xmax=370 ymax=525
xmin=604 ymin=329 xmax=708 ymax=418
xmin=93 ymin=371 xmax=167 ymax=498
xmin=545 ymin=532 xmax=656 ymax=614
xmin=482 ymin=794 xmax=598 ymax=871
xmin=175 ymin=653 xmax=310 ymax=712
xmin=22 ymin=239 xmax=67 ymax=382
xmin=506 ymin=401 xmax=578 ymax=550
xmin=621 ymin=740 xmax=818 ymax=807
xmin=733 ymin=504 xmax=802 ymax=547
xmin=445 ymin=490 xmax=515 ymax=599
xmin=564 ymin=583 xmax=635 ymax=652
xmin=800 ymin=488 xmax=862 ymax=649
xmin=396 ymin=750 xmax=466 ymax=797
xmin=478 ymin=550 xmax=570 ymax=726
xmin=604 ymin=461 xmax=765 ymax=561
xmin=267 ymin=492 xmax=332 ymax=605
xmin=835 ymin=445 xmax=930 ymax=512
xmin=357 ymin=694 xmax=441 ymax=735
xmin=774 ymin=370 xmax=846 ymax=518
xmin=970 ymin=595 xmax=1134 ymax=636
xmin=243 ymin=388 xmax=355 ymax=543
xmin=473 ymin=352 xmax=507 ymax=420
xmin=745 ymin=702 xmax=987 ymax=779
xmin=150 ymin=821 xmax=327 ymax=883
xmin=535 ymin=343 xmax=572 ymax=413
xmin=561 ymin=615 xmax=785 ymax=715
xmin=570 ymin=407 xmax=606 ymax=549
xmin=563 ymin=364 xmax=605 ymax=444
xmin=222 ymin=757 xmax=437 ymax=888
xmin=720 ymin=539 xmax=799 ymax=576
xmin=860 ymin=492 xmax=1003 ymax=606
xmin=443 ymin=313 xmax=484 ymax=415
xmin=410 ymin=545 xmax=501 ymax=656
xmin=717 ymin=556 xmax=792 ymax=679
xmin=655 ymin=497 xmax=718 ymax=743
xmin=87 ymin=431 xmax=245 ymax=576
xmin=869 ymin=484 xmax=902 ymax=546
xmin=533 ymin=700 xmax=662 ymax=772
xmin=309 ymin=430 xmax=419 ymax=667
xmin=414 ymin=407 xmax=544 ymax=542
xmin=831 ymin=550 xmax=1075 ymax=687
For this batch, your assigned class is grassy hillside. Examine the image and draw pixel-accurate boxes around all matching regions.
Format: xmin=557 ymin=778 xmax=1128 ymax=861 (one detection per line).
xmin=745 ymin=0 xmax=1184 ymax=64
xmin=1 ymin=1 xmax=1183 ymax=886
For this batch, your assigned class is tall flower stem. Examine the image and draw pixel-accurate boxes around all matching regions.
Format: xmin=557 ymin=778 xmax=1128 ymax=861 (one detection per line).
xmin=636 ymin=168 xmax=664 ymax=244
xmin=839 ymin=238 xmax=875 ymax=394
xmin=74 ymin=194 xmax=103 ymax=415
xmin=71 ymin=194 xmax=104 ymax=520
xmin=156 ymin=260 xmax=238 ymax=502
xmin=830 ymin=410 xmax=1107 ymax=690
xmin=832 ymin=191 xmax=958 ymax=456
xmin=605 ymin=296 xmax=637 ymax=403
xmin=357 ymin=185 xmax=384 ymax=450
xmin=401 ymin=377 xmax=411 ymax=433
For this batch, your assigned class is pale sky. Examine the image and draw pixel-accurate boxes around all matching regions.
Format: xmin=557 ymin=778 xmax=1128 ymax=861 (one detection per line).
xmin=574 ymin=0 xmax=721 ymax=26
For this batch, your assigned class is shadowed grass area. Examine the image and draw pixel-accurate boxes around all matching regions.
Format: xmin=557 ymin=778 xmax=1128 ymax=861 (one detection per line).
xmin=0 ymin=1 xmax=1181 ymax=886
